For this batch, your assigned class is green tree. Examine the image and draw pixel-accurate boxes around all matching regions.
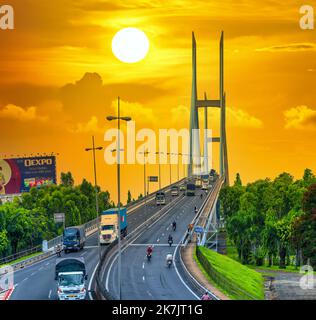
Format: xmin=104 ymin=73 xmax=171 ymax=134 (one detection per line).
xmin=61 ymin=172 xmax=74 ymax=187
xmin=234 ymin=173 xmax=242 ymax=186
xmin=127 ymin=190 xmax=132 ymax=204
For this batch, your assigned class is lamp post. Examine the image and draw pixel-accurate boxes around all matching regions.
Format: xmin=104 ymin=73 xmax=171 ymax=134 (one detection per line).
xmin=85 ymin=136 xmax=103 ymax=262
xmin=106 ymin=97 xmax=132 ymax=300
xmin=139 ymin=149 xmax=149 ymax=218
xmin=155 ymin=151 xmax=164 ymax=190
xmin=167 ymin=153 xmax=173 ymax=186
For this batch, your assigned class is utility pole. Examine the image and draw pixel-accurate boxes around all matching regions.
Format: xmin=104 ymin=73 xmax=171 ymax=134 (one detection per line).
xmin=107 ymin=97 xmax=132 ymax=300
xmin=85 ymin=136 xmax=103 ymax=262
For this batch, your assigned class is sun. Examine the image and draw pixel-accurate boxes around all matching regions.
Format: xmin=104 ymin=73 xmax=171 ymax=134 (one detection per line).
xmin=112 ymin=28 xmax=150 ymax=63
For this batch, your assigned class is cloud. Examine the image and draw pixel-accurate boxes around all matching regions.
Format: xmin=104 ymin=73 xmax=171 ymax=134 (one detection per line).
xmin=70 ymin=116 xmax=105 ymax=134
xmin=284 ymin=105 xmax=316 ymax=130
xmin=111 ymin=99 xmax=155 ymax=126
xmin=256 ymin=43 xmax=316 ymax=53
xmin=170 ymin=105 xmax=190 ymax=126
xmin=0 ymin=104 xmax=48 ymax=122
xmin=227 ymin=108 xmax=263 ymax=128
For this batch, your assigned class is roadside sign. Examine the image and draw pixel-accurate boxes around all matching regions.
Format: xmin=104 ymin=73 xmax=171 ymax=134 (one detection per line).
xmin=194 ymin=226 xmax=204 ymax=234
xmin=54 ymin=213 xmax=65 ymax=223
xmin=148 ymin=176 xmax=158 ymax=182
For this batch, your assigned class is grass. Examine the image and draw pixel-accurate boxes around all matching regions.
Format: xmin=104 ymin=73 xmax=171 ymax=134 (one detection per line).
xmin=0 ymin=252 xmax=42 ymax=268
xmin=197 ymin=246 xmax=265 ymax=300
xmin=193 ymin=250 xmax=234 ymax=300
xmin=247 ymin=264 xmax=316 ymax=274
xmin=225 ymin=237 xmax=307 ymax=274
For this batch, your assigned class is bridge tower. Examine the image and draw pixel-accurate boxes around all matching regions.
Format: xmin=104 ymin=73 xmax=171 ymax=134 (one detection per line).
xmin=188 ymin=32 xmax=229 ymax=185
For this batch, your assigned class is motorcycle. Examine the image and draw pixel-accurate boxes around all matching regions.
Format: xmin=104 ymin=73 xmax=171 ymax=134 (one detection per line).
xmin=55 ymin=245 xmax=62 ymax=257
xmin=172 ymin=224 xmax=176 ymax=232
xmin=147 ymin=253 xmax=152 ymax=262
xmin=166 ymin=254 xmax=173 ymax=268
xmin=168 ymin=239 xmax=173 ymax=247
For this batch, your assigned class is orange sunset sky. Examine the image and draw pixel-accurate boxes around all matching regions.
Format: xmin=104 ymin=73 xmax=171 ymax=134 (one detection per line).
xmin=1 ymin=0 xmax=316 ymax=203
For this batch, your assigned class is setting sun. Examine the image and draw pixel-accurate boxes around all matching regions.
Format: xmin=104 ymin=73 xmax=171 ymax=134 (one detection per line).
xmin=111 ymin=27 xmax=150 ymax=63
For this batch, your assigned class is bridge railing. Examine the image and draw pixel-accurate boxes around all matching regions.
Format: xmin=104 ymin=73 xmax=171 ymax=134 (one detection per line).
xmin=0 ymin=178 xmax=187 ymax=267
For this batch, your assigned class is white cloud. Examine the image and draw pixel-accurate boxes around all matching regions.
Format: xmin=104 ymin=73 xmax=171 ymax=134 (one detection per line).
xmin=0 ymin=104 xmax=48 ymax=122
xmin=284 ymin=105 xmax=316 ymax=130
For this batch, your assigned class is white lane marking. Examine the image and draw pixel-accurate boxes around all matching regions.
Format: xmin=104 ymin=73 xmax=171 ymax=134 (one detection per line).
xmin=84 ymin=246 xmax=98 ymax=249
xmin=105 ymin=194 xmax=188 ymax=292
xmin=31 ymin=272 xmax=36 ymax=276
xmin=142 ymin=262 xmax=145 ymax=269
xmin=162 ymin=233 xmax=164 ymax=237
xmin=147 ymin=290 xmax=153 ymax=297
xmin=129 ymin=243 xmax=181 ymax=247
xmin=48 ymin=290 xmax=52 ymax=299
xmin=88 ymin=261 xmax=100 ymax=301
xmin=142 ymin=276 xmax=145 ymax=281
xmin=22 ymin=277 xmax=28 ymax=282
xmin=45 ymin=263 xmax=50 ymax=266
xmin=80 ymin=252 xmax=87 ymax=257
xmin=166 ymin=227 xmax=169 ymax=231
xmin=39 ymin=267 xmax=44 ymax=271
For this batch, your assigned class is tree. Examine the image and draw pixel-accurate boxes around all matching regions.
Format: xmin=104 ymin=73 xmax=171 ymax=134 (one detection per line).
xmin=127 ymin=190 xmax=132 ymax=204
xmin=60 ymin=172 xmax=74 ymax=187
xmin=303 ymin=168 xmax=316 ymax=186
xmin=234 ymin=173 xmax=242 ymax=186
xmin=295 ymin=183 xmax=316 ymax=267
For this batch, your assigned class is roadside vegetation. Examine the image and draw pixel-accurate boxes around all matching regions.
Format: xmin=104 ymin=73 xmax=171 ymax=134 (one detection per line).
xmin=196 ymin=246 xmax=264 ymax=300
xmin=0 ymin=172 xmax=114 ymax=259
xmin=220 ymin=169 xmax=316 ymax=270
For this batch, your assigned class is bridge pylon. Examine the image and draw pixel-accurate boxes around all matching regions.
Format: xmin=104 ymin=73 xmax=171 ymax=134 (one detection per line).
xmin=188 ymin=31 xmax=229 ymax=186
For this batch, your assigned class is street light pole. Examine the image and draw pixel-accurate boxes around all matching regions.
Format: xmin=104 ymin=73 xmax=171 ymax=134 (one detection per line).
xmin=107 ymin=97 xmax=132 ymax=301
xmin=85 ymin=136 xmax=103 ymax=263
xmin=167 ymin=153 xmax=172 ymax=186
xmin=117 ymin=97 xmax=122 ymax=301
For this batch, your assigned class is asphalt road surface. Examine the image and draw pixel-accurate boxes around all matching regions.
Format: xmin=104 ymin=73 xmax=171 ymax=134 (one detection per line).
xmin=105 ymin=189 xmax=207 ymax=300
xmin=10 ymin=189 xmax=180 ymax=300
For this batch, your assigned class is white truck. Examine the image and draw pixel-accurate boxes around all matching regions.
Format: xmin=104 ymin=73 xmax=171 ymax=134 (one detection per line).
xmin=55 ymin=258 xmax=87 ymax=300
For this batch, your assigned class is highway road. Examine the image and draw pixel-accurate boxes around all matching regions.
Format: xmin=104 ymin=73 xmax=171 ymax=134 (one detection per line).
xmin=103 ymin=189 xmax=208 ymax=300
xmin=9 ymin=189 xmax=181 ymax=300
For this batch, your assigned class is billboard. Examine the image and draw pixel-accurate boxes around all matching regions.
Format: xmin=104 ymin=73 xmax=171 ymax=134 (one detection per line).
xmin=0 ymin=156 xmax=56 ymax=195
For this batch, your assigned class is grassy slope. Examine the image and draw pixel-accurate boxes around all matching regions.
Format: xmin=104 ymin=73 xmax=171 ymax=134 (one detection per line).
xmin=198 ymin=246 xmax=265 ymax=300
xmin=0 ymin=252 xmax=42 ymax=268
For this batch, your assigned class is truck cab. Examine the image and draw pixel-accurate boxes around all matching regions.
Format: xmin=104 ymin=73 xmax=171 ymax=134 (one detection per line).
xmin=100 ymin=208 xmax=127 ymax=245
xmin=63 ymin=226 xmax=86 ymax=253
xmin=55 ymin=258 xmax=87 ymax=300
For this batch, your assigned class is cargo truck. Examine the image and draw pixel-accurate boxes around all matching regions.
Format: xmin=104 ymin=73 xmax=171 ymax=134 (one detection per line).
xmin=100 ymin=208 xmax=127 ymax=245
xmin=186 ymin=183 xmax=196 ymax=196
xmin=171 ymin=185 xmax=179 ymax=196
xmin=55 ymin=258 xmax=87 ymax=300
xmin=63 ymin=226 xmax=86 ymax=253
xmin=201 ymin=174 xmax=209 ymax=190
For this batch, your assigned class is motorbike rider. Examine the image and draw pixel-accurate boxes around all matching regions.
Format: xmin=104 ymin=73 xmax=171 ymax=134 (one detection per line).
xmin=56 ymin=243 xmax=62 ymax=257
xmin=194 ymin=206 xmax=198 ymax=213
xmin=201 ymin=292 xmax=211 ymax=300
xmin=146 ymin=245 xmax=153 ymax=257
xmin=172 ymin=221 xmax=177 ymax=231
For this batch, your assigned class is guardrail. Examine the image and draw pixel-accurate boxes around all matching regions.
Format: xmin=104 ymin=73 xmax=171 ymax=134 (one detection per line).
xmin=176 ymin=178 xmax=223 ymax=300
xmin=94 ymin=191 xmax=187 ymax=300
xmin=0 ymin=178 xmax=187 ymax=269
xmin=196 ymin=245 xmax=257 ymax=300
xmin=0 ymin=217 xmax=100 ymax=268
